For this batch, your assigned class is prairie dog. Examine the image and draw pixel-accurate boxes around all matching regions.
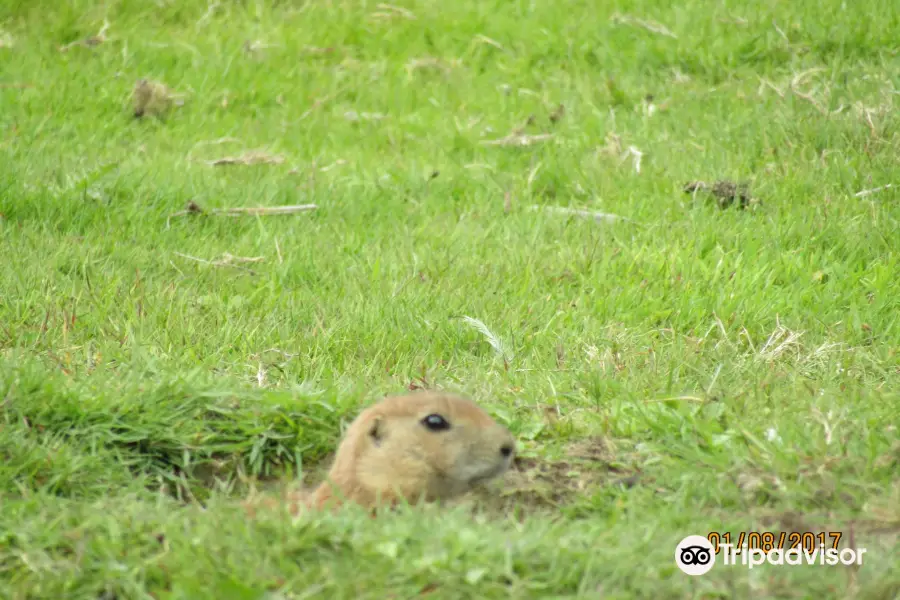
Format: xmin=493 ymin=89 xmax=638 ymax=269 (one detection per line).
xmin=248 ymin=391 xmax=516 ymax=514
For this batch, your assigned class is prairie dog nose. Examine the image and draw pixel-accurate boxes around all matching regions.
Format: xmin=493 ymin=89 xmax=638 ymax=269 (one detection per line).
xmin=500 ymin=442 xmax=515 ymax=458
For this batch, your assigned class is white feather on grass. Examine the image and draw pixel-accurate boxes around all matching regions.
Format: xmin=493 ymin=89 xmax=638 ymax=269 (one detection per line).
xmin=460 ymin=316 xmax=514 ymax=362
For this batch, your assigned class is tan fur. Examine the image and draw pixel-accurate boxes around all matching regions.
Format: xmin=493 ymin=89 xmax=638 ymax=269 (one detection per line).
xmin=246 ymin=391 xmax=515 ymax=515
xmin=132 ymin=79 xmax=175 ymax=118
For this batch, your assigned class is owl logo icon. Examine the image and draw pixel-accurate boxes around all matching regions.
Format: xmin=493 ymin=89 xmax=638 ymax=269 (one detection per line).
xmin=675 ymin=535 xmax=716 ymax=576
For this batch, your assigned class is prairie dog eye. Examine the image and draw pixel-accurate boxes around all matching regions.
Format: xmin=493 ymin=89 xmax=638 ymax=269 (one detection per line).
xmin=421 ymin=413 xmax=451 ymax=431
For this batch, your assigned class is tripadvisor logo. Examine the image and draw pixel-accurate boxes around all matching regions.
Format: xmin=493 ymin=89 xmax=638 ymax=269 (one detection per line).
xmin=675 ymin=536 xmax=716 ymax=576
xmin=675 ymin=535 xmax=867 ymax=575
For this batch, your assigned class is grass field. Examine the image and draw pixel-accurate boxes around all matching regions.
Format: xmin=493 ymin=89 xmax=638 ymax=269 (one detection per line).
xmin=1 ymin=0 xmax=899 ymax=597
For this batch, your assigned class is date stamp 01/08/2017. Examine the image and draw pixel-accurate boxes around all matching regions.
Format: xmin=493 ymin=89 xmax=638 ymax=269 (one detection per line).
xmin=707 ymin=530 xmax=843 ymax=555
xmin=674 ymin=531 xmax=867 ymax=576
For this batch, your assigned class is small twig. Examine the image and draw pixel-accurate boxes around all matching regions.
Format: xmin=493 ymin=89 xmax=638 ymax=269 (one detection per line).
xmin=854 ymin=184 xmax=893 ymax=198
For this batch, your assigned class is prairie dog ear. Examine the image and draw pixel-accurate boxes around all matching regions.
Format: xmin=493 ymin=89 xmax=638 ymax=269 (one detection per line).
xmin=368 ymin=416 xmax=385 ymax=446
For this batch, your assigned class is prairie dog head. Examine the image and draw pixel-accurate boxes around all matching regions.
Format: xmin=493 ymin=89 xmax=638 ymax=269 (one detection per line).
xmin=314 ymin=391 xmax=516 ymax=508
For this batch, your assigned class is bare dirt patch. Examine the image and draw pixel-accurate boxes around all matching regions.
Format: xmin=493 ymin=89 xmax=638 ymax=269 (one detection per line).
xmin=470 ymin=436 xmax=642 ymax=512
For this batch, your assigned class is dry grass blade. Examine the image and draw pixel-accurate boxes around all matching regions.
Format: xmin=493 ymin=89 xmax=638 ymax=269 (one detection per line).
xmin=533 ymin=205 xmax=631 ymax=224
xmin=610 ymin=13 xmax=677 ymax=38
xmin=644 ymin=396 xmax=705 ymax=404
xmin=186 ymin=137 xmax=243 ymax=160
xmin=622 ymin=146 xmax=643 ymax=173
xmin=371 ymin=3 xmax=417 ymax=20
xmin=405 ymin=57 xmax=459 ymax=78
xmin=166 ymin=202 xmax=317 ymax=227
xmin=302 ymin=46 xmax=335 ymax=56
xmin=810 ymin=408 xmax=841 ymax=446
xmin=757 ymin=323 xmax=804 ymax=362
xmin=790 ymin=68 xmax=829 ymax=115
xmin=344 ymin=111 xmax=386 ymax=122
xmin=596 ymin=132 xmax=623 ymax=157
xmin=299 ymin=88 xmax=345 ymax=120
xmin=174 ymin=251 xmax=264 ymax=266
xmin=59 ymin=20 xmax=110 ymax=52
xmin=244 ymin=39 xmax=278 ymax=54
xmin=758 ymin=77 xmax=786 ymax=98
xmin=214 ymin=205 xmax=317 ymax=216
xmin=460 ymin=316 xmax=514 ymax=362
xmin=481 ymin=133 xmax=554 ymax=147
xmin=173 ymin=251 xmax=265 ymax=274
xmin=854 ymin=184 xmax=893 ymax=198
xmin=205 ymin=150 xmax=285 ymax=166
xmin=256 ymin=362 xmax=267 ymax=387
xmin=318 ymin=159 xmax=348 ymax=172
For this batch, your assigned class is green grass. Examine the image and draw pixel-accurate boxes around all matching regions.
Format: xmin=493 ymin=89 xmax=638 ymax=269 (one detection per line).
xmin=1 ymin=0 xmax=899 ymax=597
